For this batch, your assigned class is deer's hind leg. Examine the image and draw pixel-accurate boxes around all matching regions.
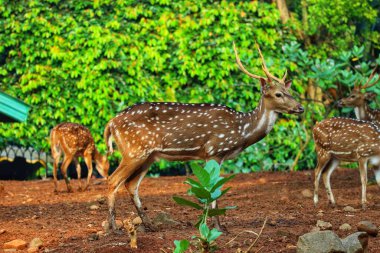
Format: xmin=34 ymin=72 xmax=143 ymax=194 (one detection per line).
xmin=107 ymin=157 xmax=147 ymax=232
xmin=313 ymin=146 xmax=332 ymax=207
xmin=322 ymin=158 xmax=339 ymax=207
xmin=125 ymin=158 xmax=155 ymax=231
xmin=51 ymin=145 xmax=62 ymax=193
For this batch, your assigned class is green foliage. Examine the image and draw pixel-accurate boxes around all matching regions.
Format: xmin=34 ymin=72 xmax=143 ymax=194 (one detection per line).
xmin=173 ymin=160 xmax=234 ymax=252
xmin=0 ymin=0 xmax=379 ymax=174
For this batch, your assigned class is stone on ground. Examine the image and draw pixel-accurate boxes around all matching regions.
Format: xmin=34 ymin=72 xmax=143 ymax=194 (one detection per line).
xmin=341 ymin=232 xmax=368 ymax=253
xmin=153 ymin=212 xmax=179 ymax=226
xmin=316 ymin=220 xmax=332 ymax=230
xmin=339 ymin=223 xmax=352 ymax=231
xmin=301 ymin=189 xmax=313 ymax=198
xmin=343 ymin=206 xmax=356 ymax=212
xmin=29 ymin=237 xmax=43 ymax=249
xmin=297 ymin=230 xmax=345 ymax=253
xmin=357 ymin=221 xmax=378 ymax=237
xmin=89 ymin=205 xmax=99 ymax=210
xmin=3 ymin=239 xmax=27 ymax=250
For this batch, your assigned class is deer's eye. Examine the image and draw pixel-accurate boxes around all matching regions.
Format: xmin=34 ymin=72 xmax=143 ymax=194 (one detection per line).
xmin=275 ymin=93 xmax=283 ymax=98
xmin=350 ymin=95 xmax=356 ymax=98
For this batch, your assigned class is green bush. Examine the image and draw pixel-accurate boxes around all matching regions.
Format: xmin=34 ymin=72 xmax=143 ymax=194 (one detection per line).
xmin=1 ymin=1 xmax=379 ymax=174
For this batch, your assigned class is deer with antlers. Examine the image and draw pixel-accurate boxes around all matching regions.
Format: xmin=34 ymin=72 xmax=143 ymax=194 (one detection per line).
xmin=338 ymin=66 xmax=380 ymax=125
xmin=50 ymin=122 xmax=110 ymax=193
xmin=313 ymin=117 xmax=380 ymax=209
xmin=104 ymin=42 xmax=304 ymax=232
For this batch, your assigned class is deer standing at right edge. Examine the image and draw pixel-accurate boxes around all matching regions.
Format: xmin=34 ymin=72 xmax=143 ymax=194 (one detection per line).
xmin=313 ymin=118 xmax=380 ymax=209
xmin=338 ymin=66 xmax=380 ymax=125
xmin=104 ymin=42 xmax=304 ymax=232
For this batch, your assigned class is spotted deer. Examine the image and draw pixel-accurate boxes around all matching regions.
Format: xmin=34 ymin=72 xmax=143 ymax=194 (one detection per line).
xmin=313 ymin=117 xmax=380 ymax=209
xmin=50 ymin=122 xmax=110 ymax=193
xmin=338 ymin=66 xmax=380 ymax=125
xmin=104 ymin=42 xmax=304 ymax=232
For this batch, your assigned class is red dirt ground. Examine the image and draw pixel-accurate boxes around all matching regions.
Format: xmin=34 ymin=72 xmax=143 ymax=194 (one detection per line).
xmin=1 ymin=168 xmax=380 ymax=252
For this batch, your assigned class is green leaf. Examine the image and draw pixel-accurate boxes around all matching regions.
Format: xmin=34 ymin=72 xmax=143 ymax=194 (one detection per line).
xmin=210 ymin=174 xmax=235 ymax=193
xmin=192 ymin=165 xmax=210 ymax=187
xmin=208 ymin=228 xmax=222 ymax=242
xmin=173 ymin=196 xmax=202 ymax=210
xmin=190 ymin=187 xmax=211 ymax=200
xmin=199 ymin=223 xmax=210 ymax=239
xmin=185 ymin=178 xmax=202 ymax=188
xmin=174 ymin=240 xmax=190 ymax=253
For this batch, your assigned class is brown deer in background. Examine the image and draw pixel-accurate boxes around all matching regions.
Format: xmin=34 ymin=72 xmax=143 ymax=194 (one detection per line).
xmin=313 ymin=117 xmax=380 ymax=209
xmin=50 ymin=122 xmax=109 ymax=193
xmin=104 ymin=42 xmax=304 ymax=232
xmin=338 ymin=66 xmax=380 ymax=125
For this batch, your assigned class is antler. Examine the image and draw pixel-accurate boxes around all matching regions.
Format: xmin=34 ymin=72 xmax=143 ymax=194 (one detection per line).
xmin=361 ymin=65 xmax=380 ymax=90
xmin=255 ymin=43 xmax=285 ymax=84
xmin=233 ymin=42 xmax=266 ymax=80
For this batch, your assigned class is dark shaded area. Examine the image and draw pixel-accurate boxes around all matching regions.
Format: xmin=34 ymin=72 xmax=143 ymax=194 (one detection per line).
xmin=0 ymin=113 xmax=17 ymax=123
xmin=0 ymin=157 xmax=43 ymax=180
xmin=0 ymin=157 xmax=104 ymax=180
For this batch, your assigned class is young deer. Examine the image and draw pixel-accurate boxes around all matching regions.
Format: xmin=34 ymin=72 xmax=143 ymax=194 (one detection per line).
xmin=338 ymin=66 xmax=380 ymax=125
xmin=50 ymin=122 xmax=109 ymax=193
xmin=313 ymin=117 xmax=380 ymax=209
xmin=104 ymin=43 xmax=304 ymax=232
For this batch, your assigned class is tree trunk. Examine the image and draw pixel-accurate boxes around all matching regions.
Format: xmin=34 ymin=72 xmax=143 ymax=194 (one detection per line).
xmin=276 ymin=0 xmax=290 ymax=24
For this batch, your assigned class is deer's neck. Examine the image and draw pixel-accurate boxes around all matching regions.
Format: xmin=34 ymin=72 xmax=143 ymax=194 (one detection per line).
xmin=241 ymin=99 xmax=278 ymax=147
xmin=355 ymin=104 xmax=373 ymax=121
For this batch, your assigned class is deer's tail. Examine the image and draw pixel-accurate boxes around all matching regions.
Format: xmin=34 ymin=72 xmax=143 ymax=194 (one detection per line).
xmin=104 ymin=121 xmax=114 ymax=156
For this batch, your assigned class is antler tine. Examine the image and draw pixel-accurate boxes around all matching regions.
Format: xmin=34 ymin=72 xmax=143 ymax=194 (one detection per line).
xmin=362 ymin=65 xmax=379 ymax=90
xmin=282 ymin=69 xmax=288 ymax=82
xmin=233 ymin=42 xmax=266 ymax=80
xmin=255 ymin=43 xmax=284 ymax=84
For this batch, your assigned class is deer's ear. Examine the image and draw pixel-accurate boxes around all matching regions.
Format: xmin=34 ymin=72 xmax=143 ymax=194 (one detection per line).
xmin=285 ymin=80 xmax=292 ymax=89
xmin=259 ymin=78 xmax=267 ymax=93
xmin=365 ymin=92 xmax=377 ymax=101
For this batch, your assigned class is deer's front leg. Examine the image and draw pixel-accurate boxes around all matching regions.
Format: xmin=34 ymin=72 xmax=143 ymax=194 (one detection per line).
xmin=74 ymin=158 xmax=83 ymax=191
xmin=83 ymin=154 xmax=93 ymax=190
xmin=61 ymin=155 xmax=74 ymax=193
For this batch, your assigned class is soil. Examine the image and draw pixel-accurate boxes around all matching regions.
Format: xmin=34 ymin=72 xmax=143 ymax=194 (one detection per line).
xmin=1 ymin=168 xmax=380 ymax=252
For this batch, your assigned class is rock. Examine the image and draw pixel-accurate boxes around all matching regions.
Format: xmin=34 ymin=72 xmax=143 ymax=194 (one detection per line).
xmin=29 ymin=238 xmax=43 ymax=249
xmin=301 ymin=189 xmax=313 ymax=198
xmin=0 ymin=229 xmax=5 ymax=234
xmin=153 ymin=212 xmax=179 ymax=226
xmin=89 ymin=205 xmax=99 ymax=210
xmin=27 ymin=247 xmax=39 ymax=253
xmin=343 ymin=206 xmax=356 ymax=212
xmin=339 ymin=223 xmax=352 ymax=231
xmin=102 ymin=219 xmax=123 ymax=231
xmin=95 ymin=195 xmax=106 ymax=204
xmin=316 ymin=210 xmax=324 ymax=217
xmin=132 ymin=216 xmax=142 ymax=225
xmin=341 ymin=232 xmax=368 ymax=253
xmin=88 ymin=233 xmax=99 ymax=241
xmin=3 ymin=239 xmax=27 ymax=250
xmin=316 ymin=220 xmax=332 ymax=230
xmin=357 ymin=221 xmax=378 ymax=237
xmin=96 ymin=231 xmax=105 ymax=237
xmin=297 ymin=230 xmax=346 ymax=253
xmin=115 ymin=220 xmax=124 ymax=230
xmin=101 ymin=220 xmax=110 ymax=233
